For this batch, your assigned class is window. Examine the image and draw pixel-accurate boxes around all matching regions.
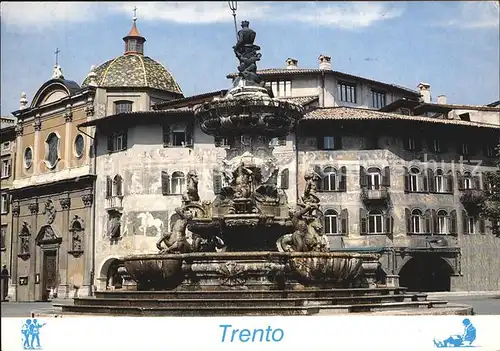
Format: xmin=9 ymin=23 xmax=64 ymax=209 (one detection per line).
xmin=435 ymin=169 xmax=445 ymax=193
xmin=411 ymin=209 xmax=424 ymax=234
xmin=1 ymin=159 xmax=11 ymax=178
xmin=324 ymin=210 xmax=338 ymax=235
xmin=338 ymin=82 xmax=357 ymax=103
xmin=214 ymin=137 xmax=230 ymax=147
xmin=2 ymin=142 xmax=9 ymax=151
xmin=0 ymin=224 xmax=6 ymax=250
xmin=269 ymin=136 xmax=286 ymax=147
xmin=266 ymin=81 xmax=292 ymax=97
xmin=409 ymin=167 xmax=420 ymax=192
xmin=459 ymin=113 xmax=470 ymax=121
xmin=127 ymin=40 xmax=137 ymax=53
xmin=0 ymin=194 xmax=8 ymax=214
xmin=407 ymin=137 xmax=416 ymax=151
xmin=114 ymin=101 xmax=133 ymax=114
xmin=431 ymin=139 xmax=441 ymax=153
xmin=461 ymin=142 xmax=469 ymax=156
xmin=107 ymin=131 xmax=127 ymax=153
xmin=368 ymin=210 xmax=384 ymax=234
xmin=371 ymin=90 xmax=386 ymax=108
xmin=467 ymin=217 xmax=475 ymax=234
xmin=112 ymin=175 xmax=123 ymax=197
xmin=74 ymin=134 xmax=84 ymax=158
xmin=463 ymin=172 xmax=473 ymax=190
xmin=322 ymin=167 xmax=337 ymax=191
xmin=24 ymin=147 xmax=33 ymax=169
xmin=171 ymin=172 xmax=185 ymax=195
xmin=367 ymin=167 xmax=381 ymax=190
xmin=163 ymin=124 xmax=193 ymax=147
xmin=324 ymin=136 xmax=335 ymax=150
xmin=437 ymin=210 xmax=448 ymax=234
xmin=484 ymin=143 xmax=495 ymax=157
xmin=45 ymin=132 xmax=60 ymax=168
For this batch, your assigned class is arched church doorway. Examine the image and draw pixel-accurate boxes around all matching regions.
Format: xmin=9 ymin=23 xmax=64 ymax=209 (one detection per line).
xmin=399 ymin=255 xmax=453 ymax=292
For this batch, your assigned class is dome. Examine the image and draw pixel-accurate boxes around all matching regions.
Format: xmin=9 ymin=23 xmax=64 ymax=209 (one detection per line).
xmin=81 ymin=54 xmax=183 ymax=95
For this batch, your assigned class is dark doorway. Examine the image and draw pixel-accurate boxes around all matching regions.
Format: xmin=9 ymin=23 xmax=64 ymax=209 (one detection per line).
xmin=42 ymin=250 xmax=57 ymax=301
xmin=399 ymin=255 xmax=453 ymax=292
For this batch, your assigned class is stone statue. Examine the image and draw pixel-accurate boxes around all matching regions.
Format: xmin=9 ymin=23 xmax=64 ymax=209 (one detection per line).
xmin=42 ymin=200 xmax=56 ymax=225
xmin=233 ymin=21 xmax=262 ymax=86
xmin=156 ymin=207 xmax=193 ymax=254
xmin=107 ymin=212 xmax=121 ymax=239
xmin=276 ymin=203 xmax=328 ymax=253
xmin=301 ymin=170 xmax=321 ymax=205
xmin=182 ymin=171 xmax=200 ymax=203
xmin=52 ymin=64 xmax=64 ymax=79
xmin=20 ymin=237 xmax=30 ymax=255
xmin=233 ymin=164 xmax=253 ymax=199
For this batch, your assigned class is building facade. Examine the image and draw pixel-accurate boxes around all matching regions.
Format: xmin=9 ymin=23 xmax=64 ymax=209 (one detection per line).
xmin=1 ymin=118 xmax=16 ymax=277
xmin=83 ymin=56 xmax=500 ymax=293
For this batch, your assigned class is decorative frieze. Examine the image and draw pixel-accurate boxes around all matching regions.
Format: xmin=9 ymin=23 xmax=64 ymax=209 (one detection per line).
xmin=59 ymin=198 xmax=71 ymax=210
xmin=82 ymin=194 xmax=94 ymax=207
xmin=28 ymin=202 xmax=39 ymax=214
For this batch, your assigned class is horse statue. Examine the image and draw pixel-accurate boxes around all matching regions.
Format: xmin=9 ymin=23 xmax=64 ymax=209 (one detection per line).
xmin=137 ymin=212 xmax=164 ymax=236
xmin=156 ymin=207 xmax=193 ymax=254
xmin=182 ymin=170 xmax=200 ymax=203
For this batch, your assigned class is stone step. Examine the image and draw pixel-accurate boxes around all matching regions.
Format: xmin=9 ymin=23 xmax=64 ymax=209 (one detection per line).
xmin=54 ymin=299 xmax=444 ymax=317
xmin=73 ymin=293 xmax=426 ymax=308
xmin=94 ymin=287 xmax=408 ymax=300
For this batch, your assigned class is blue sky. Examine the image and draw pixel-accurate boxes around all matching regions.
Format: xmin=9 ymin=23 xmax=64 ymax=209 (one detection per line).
xmin=1 ymin=1 xmax=499 ymax=116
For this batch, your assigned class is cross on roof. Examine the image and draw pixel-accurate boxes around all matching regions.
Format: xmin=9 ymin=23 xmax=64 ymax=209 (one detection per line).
xmin=133 ymin=6 xmax=137 ymax=21
xmin=54 ymin=48 xmax=60 ymax=66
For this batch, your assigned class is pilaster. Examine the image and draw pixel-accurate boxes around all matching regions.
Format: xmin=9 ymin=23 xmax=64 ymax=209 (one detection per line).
xmin=10 ymin=202 xmax=20 ymax=301
xmin=58 ymin=196 xmax=71 ymax=298
xmin=27 ymin=201 xmax=38 ymax=301
xmin=82 ymin=193 xmax=94 ymax=295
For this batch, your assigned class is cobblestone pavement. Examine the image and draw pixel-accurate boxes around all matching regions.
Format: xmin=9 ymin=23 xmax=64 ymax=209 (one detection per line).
xmin=1 ymin=295 xmax=499 ymax=317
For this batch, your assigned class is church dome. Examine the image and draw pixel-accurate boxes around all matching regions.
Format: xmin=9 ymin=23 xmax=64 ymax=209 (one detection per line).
xmin=81 ymin=15 xmax=182 ymax=95
xmin=81 ymin=54 xmax=182 ymax=94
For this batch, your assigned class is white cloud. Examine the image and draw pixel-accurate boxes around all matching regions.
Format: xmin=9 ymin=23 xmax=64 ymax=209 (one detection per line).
xmin=284 ymin=2 xmax=404 ymax=29
xmin=435 ymin=2 xmax=499 ymax=29
xmin=0 ymin=2 xmax=98 ymax=31
xmin=108 ymin=2 xmax=272 ymax=24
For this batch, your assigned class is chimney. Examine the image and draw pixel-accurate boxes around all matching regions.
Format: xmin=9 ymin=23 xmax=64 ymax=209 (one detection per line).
xmin=417 ymin=82 xmax=431 ymax=103
xmin=286 ymin=58 xmax=298 ymax=69
xmin=318 ymin=55 xmax=332 ymax=70
xmin=437 ymin=95 xmax=447 ymax=105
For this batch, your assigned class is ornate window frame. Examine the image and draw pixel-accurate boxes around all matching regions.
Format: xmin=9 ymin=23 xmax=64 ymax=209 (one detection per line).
xmin=44 ymin=131 xmax=61 ymax=170
xmin=73 ymin=134 xmax=85 ymax=159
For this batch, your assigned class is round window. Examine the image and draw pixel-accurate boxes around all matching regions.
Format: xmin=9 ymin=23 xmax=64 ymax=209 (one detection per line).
xmin=24 ymin=147 xmax=33 ymax=169
xmin=74 ymin=134 xmax=84 ymax=158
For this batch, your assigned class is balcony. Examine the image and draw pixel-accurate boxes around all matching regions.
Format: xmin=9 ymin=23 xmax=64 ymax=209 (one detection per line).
xmin=105 ymin=196 xmax=123 ymax=210
xmin=361 ymin=187 xmax=390 ymax=203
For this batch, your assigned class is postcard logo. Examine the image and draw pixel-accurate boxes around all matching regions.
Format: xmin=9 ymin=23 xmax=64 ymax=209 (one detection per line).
xmin=434 ymin=318 xmax=477 ymax=348
xmin=21 ymin=318 xmax=46 ymax=350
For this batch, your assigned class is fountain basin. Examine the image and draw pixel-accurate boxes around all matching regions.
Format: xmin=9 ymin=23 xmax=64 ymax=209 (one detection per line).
xmin=195 ymin=94 xmax=305 ymax=136
xmin=119 ymin=251 xmax=381 ymax=291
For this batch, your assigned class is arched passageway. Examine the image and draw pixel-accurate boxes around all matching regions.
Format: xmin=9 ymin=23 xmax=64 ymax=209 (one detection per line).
xmin=399 ymin=255 xmax=453 ymax=292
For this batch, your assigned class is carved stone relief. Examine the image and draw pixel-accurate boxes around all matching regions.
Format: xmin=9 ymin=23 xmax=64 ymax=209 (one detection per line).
xmin=43 ymin=199 xmax=57 ymax=224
